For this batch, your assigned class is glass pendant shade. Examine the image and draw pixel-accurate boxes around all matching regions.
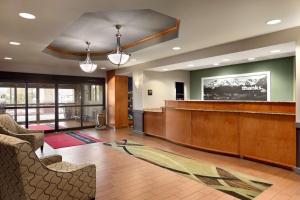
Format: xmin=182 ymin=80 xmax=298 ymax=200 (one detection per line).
xmin=107 ymin=25 xmax=130 ymax=66
xmin=80 ymin=61 xmax=97 ymax=73
xmin=79 ymin=42 xmax=97 ymax=73
xmin=107 ymin=52 xmax=130 ymax=65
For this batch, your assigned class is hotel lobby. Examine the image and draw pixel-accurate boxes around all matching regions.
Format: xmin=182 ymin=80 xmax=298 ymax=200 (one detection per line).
xmin=1 ymin=1 xmax=300 ymax=200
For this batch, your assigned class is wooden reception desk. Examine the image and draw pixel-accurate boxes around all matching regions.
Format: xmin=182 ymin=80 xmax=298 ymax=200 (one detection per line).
xmin=144 ymin=101 xmax=296 ymax=168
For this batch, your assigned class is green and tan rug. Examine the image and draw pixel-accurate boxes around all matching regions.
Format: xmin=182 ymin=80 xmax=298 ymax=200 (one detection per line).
xmin=104 ymin=139 xmax=272 ymax=200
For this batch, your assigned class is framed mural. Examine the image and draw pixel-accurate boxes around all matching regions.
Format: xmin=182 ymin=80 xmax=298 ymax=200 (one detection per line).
xmin=201 ymin=71 xmax=270 ymax=101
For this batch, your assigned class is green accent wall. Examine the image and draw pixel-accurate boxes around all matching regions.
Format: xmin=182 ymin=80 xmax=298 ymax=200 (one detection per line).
xmin=190 ymin=57 xmax=295 ymax=101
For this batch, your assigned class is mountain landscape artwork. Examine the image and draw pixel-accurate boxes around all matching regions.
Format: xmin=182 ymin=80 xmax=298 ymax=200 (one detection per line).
xmin=202 ymin=72 xmax=270 ymax=101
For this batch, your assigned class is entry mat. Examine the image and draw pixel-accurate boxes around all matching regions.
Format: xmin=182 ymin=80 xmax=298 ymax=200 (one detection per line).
xmin=104 ymin=139 xmax=272 ymax=200
xmin=45 ymin=130 xmax=102 ymax=149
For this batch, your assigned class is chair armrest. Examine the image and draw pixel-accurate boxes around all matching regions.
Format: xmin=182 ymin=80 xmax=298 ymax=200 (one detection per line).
xmin=13 ymin=122 xmax=28 ymax=134
xmin=76 ymin=164 xmax=96 ymax=198
xmin=66 ymin=164 xmax=96 ymax=198
xmin=14 ymin=133 xmax=36 ymax=147
xmin=29 ymin=163 xmax=96 ymax=199
xmin=0 ymin=125 xmax=39 ymax=146
xmin=40 ymin=154 xmax=62 ymax=166
xmin=0 ymin=125 xmax=35 ymax=146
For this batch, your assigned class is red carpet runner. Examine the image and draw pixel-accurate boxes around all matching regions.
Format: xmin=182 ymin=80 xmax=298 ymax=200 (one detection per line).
xmin=44 ymin=131 xmax=102 ymax=149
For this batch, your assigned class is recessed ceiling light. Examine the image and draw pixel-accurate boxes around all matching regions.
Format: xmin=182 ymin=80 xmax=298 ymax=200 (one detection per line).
xmin=248 ymin=57 xmax=256 ymax=61
xmin=9 ymin=41 xmax=21 ymax=46
xmin=266 ymin=19 xmax=281 ymax=25
xmin=187 ymin=64 xmax=194 ymax=67
xmin=162 ymin=69 xmax=168 ymax=71
xmin=213 ymin=63 xmax=220 ymax=66
xmin=222 ymin=58 xmax=230 ymax=62
xmin=100 ymin=67 xmax=106 ymax=70
xmin=270 ymin=50 xmax=281 ymax=54
xmin=172 ymin=47 xmax=181 ymax=51
xmin=4 ymin=57 xmax=13 ymax=60
xmin=18 ymin=12 xmax=36 ymax=19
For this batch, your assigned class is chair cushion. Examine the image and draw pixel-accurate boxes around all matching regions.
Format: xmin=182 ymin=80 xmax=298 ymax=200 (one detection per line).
xmin=47 ymin=161 xmax=85 ymax=172
xmin=0 ymin=114 xmax=17 ymax=133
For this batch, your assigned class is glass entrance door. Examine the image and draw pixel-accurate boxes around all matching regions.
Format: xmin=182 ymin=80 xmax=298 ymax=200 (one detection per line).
xmin=27 ymin=83 xmax=56 ymax=131
xmin=58 ymin=84 xmax=81 ymax=129
xmin=0 ymin=79 xmax=105 ymax=132
xmin=82 ymin=84 xmax=104 ymax=127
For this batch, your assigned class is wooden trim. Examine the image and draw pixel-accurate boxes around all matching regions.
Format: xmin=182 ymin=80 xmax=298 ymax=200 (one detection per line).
xmin=166 ymin=107 xmax=296 ymax=116
xmin=121 ymin=19 xmax=180 ymax=51
xmin=165 ymin=100 xmax=295 ymax=114
xmin=46 ymin=19 xmax=180 ymax=58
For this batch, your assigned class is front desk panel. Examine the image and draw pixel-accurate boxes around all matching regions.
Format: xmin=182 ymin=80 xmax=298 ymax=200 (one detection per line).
xmin=190 ymin=111 xmax=240 ymax=155
xmin=165 ymin=109 xmax=192 ymax=145
xmin=239 ymin=113 xmax=296 ymax=167
xmin=144 ymin=101 xmax=296 ymax=168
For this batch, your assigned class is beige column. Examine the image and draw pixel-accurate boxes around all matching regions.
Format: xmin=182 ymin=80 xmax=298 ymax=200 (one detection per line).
xmin=132 ymin=70 xmax=144 ymax=133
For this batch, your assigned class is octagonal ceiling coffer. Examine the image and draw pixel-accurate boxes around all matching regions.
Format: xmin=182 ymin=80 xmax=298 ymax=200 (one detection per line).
xmin=43 ymin=9 xmax=180 ymax=60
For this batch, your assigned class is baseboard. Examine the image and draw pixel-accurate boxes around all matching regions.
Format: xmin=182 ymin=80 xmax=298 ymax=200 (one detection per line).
xmin=294 ymin=167 xmax=300 ymax=174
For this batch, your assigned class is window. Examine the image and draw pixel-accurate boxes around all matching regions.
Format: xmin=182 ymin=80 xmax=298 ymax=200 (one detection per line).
xmin=17 ymin=88 xmax=25 ymax=105
xmin=28 ymin=88 xmax=37 ymax=105
xmin=89 ymin=85 xmax=98 ymax=101
xmin=58 ymin=89 xmax=75 ymax=104
xmin=39 ymin=88 xmax=55 ymax=104
xmin=87 ymin=85 xmax=102 ymax=104
xmin=0 ymin=87 xmax=14 ymax=105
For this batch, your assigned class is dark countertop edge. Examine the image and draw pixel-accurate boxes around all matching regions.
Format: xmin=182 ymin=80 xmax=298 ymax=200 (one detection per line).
xmin=166 ymin=107 xmax=295 ymax=116
xmin=165 ymin=100 xmax=295 ymax=104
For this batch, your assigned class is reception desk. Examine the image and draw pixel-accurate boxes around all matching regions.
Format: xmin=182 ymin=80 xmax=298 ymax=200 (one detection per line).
xmin=144 ymin=101 xmax=296 ymax=168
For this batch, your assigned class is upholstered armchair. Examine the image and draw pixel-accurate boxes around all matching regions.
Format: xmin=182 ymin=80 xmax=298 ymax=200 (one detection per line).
xmin=0 ymin=113 xmax=44 ymax=151
xmin=0 ymin=134 xmax=96 ymax=200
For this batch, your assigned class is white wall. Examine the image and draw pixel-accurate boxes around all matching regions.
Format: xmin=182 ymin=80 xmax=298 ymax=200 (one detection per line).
xmin=143 ymin=70 xmax=190 ymax=109
xmin=132 ymin=70 xmax=144 ymax=110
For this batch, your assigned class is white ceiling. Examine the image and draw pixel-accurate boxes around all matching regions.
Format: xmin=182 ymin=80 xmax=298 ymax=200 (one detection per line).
xmin=47 ymin=9 xmax=177 ymax=54
xmin=149 ymin=42 xmax=296 ymax=71
xmin=0 ymin=0 xmax=300 ymax=73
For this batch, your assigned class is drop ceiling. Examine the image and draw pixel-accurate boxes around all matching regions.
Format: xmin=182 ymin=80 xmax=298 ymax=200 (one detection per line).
xmin=44 ymin=9 xmax=179 ymax=60
xmin=0 ymin=0 xmax=300 ymax=73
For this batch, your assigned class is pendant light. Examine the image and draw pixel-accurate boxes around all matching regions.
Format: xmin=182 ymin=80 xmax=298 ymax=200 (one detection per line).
xmin=79 ymin=41 xmax=97 ymax=73
xmin=107 ymin=25 xmax=130 ymax=66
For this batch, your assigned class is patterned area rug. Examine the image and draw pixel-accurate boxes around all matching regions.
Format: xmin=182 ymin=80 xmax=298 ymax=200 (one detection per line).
xmin=104 ymin=139 xmax=272 ymax=200
xmin=45 ymin=131 xmax=102 ymax=149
